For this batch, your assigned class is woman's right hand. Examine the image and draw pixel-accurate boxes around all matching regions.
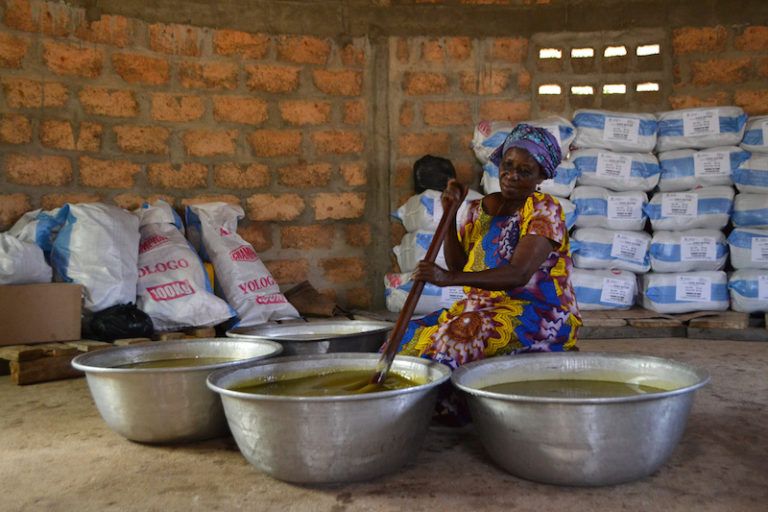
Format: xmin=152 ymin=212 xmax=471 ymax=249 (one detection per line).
xmin=441 ymin=179 xmax=468 ymax=214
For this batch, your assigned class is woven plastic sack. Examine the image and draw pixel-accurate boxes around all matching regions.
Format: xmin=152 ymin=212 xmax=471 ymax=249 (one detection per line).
xmin=571 ymin=149 xmax=660 ymax=192
xmin=732 ymin=153 xmax=768 ymax=194
xmin=571 ymin=228 xmax=651 ymax=273
xmin=728 ymin=269 xmax=768 ymax=313
xmin=645 ymin=186 xmax=734 ymax=231
xmin=657 ymin=146 xmax=749 ymax=192
xmin=740 ymin=115 xmax=768 ymax=153
xmin=572 ymin=109 xmax=658 ymax=153
xmin=571 ymin=268 xmax=638 ymax=310
xmin=656 ymin=106 xmax=747 ymax=152
xmin=0 ymin=233 xmax=52 ymax=285
xmin=727 ymin=227 xmax=768 ymax=270
xmin=392 ymin=230 xmax=447 ymax=273
xmin=7 ymin=206 xmax=69 ymax=262
xmin=649 ymin=229 xmax=728 ymax=273
xmin=732 ymin=193 xmax=768 ymax=228
xmin=392 ymin=189 xmax=482 ymax=232
xmin=571 ymin=186 xmax=648 ymax=231
xmin=641 ymin=271 xmax=729 ymax=314
xmin=384 ymin=273 xmax=466 ymax=315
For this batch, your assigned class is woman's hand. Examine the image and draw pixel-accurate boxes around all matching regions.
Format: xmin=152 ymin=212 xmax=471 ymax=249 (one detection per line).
xmin=412 ymin=260 xmax=455 ymax=287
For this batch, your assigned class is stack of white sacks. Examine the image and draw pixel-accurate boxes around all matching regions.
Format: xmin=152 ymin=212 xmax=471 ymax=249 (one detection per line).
xmin=568 ymin=110 xmax=659 ymax=310
xmin=727 ymin=115 xmax=768 ymax=312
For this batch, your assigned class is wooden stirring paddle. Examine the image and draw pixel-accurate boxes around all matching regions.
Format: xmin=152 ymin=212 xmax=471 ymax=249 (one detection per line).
xmin=355 ymin=183 xmax=469 ymax=393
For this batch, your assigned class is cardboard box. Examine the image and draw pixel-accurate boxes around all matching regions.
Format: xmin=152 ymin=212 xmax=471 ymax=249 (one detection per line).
xmin=0 ymin=283 xmax=82 ymax=346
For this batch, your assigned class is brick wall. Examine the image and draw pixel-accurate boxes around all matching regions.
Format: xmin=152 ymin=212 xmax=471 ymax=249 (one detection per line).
xmin=1 ymin=0 xmax=767 ymax=310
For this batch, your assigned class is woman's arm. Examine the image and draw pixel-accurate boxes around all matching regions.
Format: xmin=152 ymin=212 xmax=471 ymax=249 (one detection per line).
xmin=440 ymin=179 xmax=468 ymax=271
xmin=412 ymin=233 xmax=556 ymax=290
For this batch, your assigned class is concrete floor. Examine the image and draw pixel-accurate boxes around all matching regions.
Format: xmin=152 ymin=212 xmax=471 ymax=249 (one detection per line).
xmin=1 ymin=337 xmax=767 ymax=512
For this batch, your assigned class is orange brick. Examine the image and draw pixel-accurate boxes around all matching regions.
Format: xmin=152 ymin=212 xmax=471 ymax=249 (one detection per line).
xmin=179 ymin=61 xmax=238 ymax=90
xmin=114 ymin=125 xmax=170 ymax=154
xmin=320 ymin=257 xmax=367 ymax=283
xmin=396 ymin=38 xmax=410 ymax=63
xmin=403 ymin=72 xmax=448 ymax=95
xmin=280 ymin=225 xmax=334 ymax=249
xmin=43 ymin=40 xmax=102 ymax=78
xmin=518 ymin=70 xmax=531 ymax=93
xmin=264 ymin=259 xmax=308 ymax=285
xmin=214 ymin=163 xmax=270 ymax=189
xmin=489 ymin=37 xmax=528 ymax=62
xmin=276 ymin=35 xmax=330 ymax=64
xmin=0 ymin=32 xmax=28 ymax=68
xmin=340 ymin=162 xmax=366 ymax=186
xmin=734 ymin=89 xmax=768 ymax=115
xmin=734 ymin=26 xmax=768 ymax=51
xmin=673 ymin=26 xmax=727 ymax=55
xmin=311 ymin=192 xmax=365 ymax=220
xmin=77 ymin=123 xmax=103 ymax=152
xmin=668 ymin=92 xmax=730 ymax=110
xmin=149 ymin=23 xmax=200 ymax=56
xmin=2 ymin=77 xmax=68 ymax=107
xmin=398 ymin=132 xmax=451 ymax=156
xmin=346 ymin=287 xmax=371 ymax=309
xmin=343 ymin=100 xmax=365 ymax=125
xmin=181 ymin=195 xmax=240 ymax=209
xmin=183 ymin=129 xmax=237 ymax=157
xmin=422 ymin=40 xmax=444 ymax=62
xmin=278 ymin=162 xmax=332 ymax=188
xmin=454 ymin=160 xmax=477 ymax=184
xmin=423 ymin=101 xmax=472 ymax=126
xmin=462 ymin=0 xmax=511 ymax=3
xmin=460 ymin=70 xmax=510 ymax=95
xmin=391 ymin=221 xmax=407 ymax=246
xmin=279 ymin=100 xmax=331 ymax=125
xmin=213 ymin=30 xmax=270 ymax=59
xmin=248 ymin=130 xmax=302 ymax=157
xmin=340 ymin=42 xmax=366 ymax=66
xmin=245 ymin=193 xmax=305 ymax=221
xmin=147 ymin=163 xmax=209 ymax=189
xmin=78 ymin=156 xmax=140 ymax=188
xmin=395 ymin=163 xmax=411 ymax=187
xmin=213 ymin=96 xmax=269 ymax=124
xmin=39 ymin=119 xmax=74 ymax=149
xmin=344 ymin=224 xmax=371 ymax=247
xmin=112 ymin=53 xmax=169 ymax=84
xmin=312 ymin=70 xmax=363 ymax=96
xmin=4 ymin=0 xmax=71 ymax=37
xmin=41 ymin=193 xmax=100 ymax=210
xmin=114 ymin=193 xmax=174 ymax=211
xmin=238 ymin=222 xmax=273 ymax=253
xmin=447 ymin=37 xmax=471 ymax=60
xmin=479 ymin=100 xmax=531 ymax=122
xmin=6 ymin=153 xmax=71 ymax=185
xmin=0 ymin=192 xmax=30 ymax=230
xmin=79 ymin=87 xmax=138 ymax=117
xmin=311 ymin=130 xmax=364 ymax=155
xmin=246 ymin=64 xmax=301 ymax=93
xmin=399 ymin=102 xmax=415 ymax=127
xmin=691 ymin=58 xmax=751 ymax=85
xmin=74 ymin=14 xmax=134 ymax=47
xmin=150 ymin=93 xmax=204 ymax=122
xmin=0 ymin=114 xmax=32 ymax=143
xmin=758 ymin=56 xmax=768 ymax=78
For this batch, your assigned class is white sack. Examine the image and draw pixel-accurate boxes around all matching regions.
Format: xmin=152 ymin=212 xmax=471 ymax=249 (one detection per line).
xmin=649 ymin=229 xmax=728 ymax=273
xmin=384 ymin=273 xmax=467 ymax=315
xmin=571 ymin=268 xmax=638 ymax=310
xmin=645 ymin=186 xmax=734 ymax=231
xmin=0 ymin=233 xmax=52 ymax=285
xmin=571 ymin=149 xmax=660 ymax=192
xmin=557 ymin=197 xmax=578 ymax=231
xmin=732 ymin=153 xmax=768 ymax=194
xmin=571 ymin=228 xmax=651 ymax=273
xmin=732 ymin=193 xmax=768 ymax=228
xmin=728 ymin=269 xmax=768 ymax=313
xmin=185 ymin=202 xmax=299 ymax=326
xmin=482 ymin=160 xmax=580 ymax=197
xmin=571 ymin=109 xmax=658 ymax=153
xmin=571 ymin=186 xmax=648 ymax=231
xmin=641 ymin=271 xmax=729 ymax=314
xmin=392 ymin=189 xmax=483 ymax=232
xmin=727 ymin=227 xmax=768 ymax=270
xmin=740 ymin=115 xmax=768 ymax=153
xmin=135 ymin=200 xmax=234 ymax=331
xmin=50 ymin=203 xmax=140 ymax=313
xmin=393 ymin=230 xmax=447 ymax=273
xmin=471 ymin=117 xmax=575 ymax=164
xmin=8 ymin=207 xmax=69 ymax=261
xmin=655 ymin=106 xmax=747 ymax=152
xmin=657 ymin=146 xmax=749 ymax=192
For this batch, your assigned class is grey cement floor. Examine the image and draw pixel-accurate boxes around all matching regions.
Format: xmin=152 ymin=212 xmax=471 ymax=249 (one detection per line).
xmin=1 ymin=337 xmax=767 ymax=512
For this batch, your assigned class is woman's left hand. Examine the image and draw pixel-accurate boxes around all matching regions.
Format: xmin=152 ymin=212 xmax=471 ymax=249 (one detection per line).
xmin=412 ymin=260 xmax=454 ymax=287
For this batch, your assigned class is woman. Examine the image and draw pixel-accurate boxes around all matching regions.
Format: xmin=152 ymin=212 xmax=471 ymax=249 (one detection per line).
xmin=395 ymin=123 xmax=581 ymax=375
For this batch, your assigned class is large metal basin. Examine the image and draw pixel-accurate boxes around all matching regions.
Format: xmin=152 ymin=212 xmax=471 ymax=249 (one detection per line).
xmin=451 ymin=352 xmax=710 ymax=487
xmin=206 ymin=353 xmax=451 ymax=484
xmin=226 ymin=319 xmax=393 ymax=356
xmin=71 ymin=338 xmax=283 ymax=443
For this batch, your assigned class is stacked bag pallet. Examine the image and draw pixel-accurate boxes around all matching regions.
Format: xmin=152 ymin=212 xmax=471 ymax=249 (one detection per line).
xmin=568 ymin=110 xmax=659 ymax=311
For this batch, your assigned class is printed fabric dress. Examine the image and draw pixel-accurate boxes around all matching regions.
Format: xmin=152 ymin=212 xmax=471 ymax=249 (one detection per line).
xmin=396 ymin=192 xmax=581 ymax=370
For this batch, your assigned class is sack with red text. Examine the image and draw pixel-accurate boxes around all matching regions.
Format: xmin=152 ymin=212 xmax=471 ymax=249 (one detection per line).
xmin=136 ymin=200 xmax=234 ymax=331
xmin=185 ymin=202 xmax=299 ymax=326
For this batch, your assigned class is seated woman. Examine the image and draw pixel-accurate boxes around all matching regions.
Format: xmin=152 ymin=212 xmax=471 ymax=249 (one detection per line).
xmin=394 ymin=123 xmax=581 ymax=378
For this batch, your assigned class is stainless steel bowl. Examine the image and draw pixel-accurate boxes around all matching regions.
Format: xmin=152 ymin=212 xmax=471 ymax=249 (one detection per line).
xmin=451 ymin=352 xmax=710 ymax=486
xmin=226 ymin=319 xmax=393 ymax=356
xmin=206 ymin=353 xmax=451 ymax=484
xmin=71 ymin=338 xmax=283 ymax=443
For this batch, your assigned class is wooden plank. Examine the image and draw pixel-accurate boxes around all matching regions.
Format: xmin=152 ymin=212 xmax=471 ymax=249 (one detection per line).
xmin=581 ymin=317 xmax=627 ymax=327
xmin=688 ymin=312 xmax=750 ymax=330
xmin=580 ymin=325 xmax=687 ymax=339
xmin=153 ymin=332 xmax=185 ymax=341
xmin=0 ymin=345 xmax=45 ymax=362
xmin=687 ymin=327 xmax=768 ymax=342
xmin=35 ymin=343 xmax=80 ymax=357
xmin=628 ymin=318 xmax=683 ymax=328
xmin=113 ymin=337 xmax=152 ymax=346
xmin=185 ymin=327 xmax=216 ymax=338
xmin=10 ymin=354 xmax=83 ymax=385
xmin=65 ymin=340 xmax=112 ymax=352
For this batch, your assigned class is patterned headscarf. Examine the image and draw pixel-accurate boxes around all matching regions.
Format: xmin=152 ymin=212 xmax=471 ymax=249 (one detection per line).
xmin=488 ymin=123 xmax=562 ymax=179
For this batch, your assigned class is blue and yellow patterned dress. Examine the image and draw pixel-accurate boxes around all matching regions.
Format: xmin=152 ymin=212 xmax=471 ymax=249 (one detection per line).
xmin=396 ymin=192 xmax=581 ymax=370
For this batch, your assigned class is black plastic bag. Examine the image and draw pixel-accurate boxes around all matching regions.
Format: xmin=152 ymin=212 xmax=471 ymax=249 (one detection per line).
xmin=413 ymin=155 xmax=456 ymax=193
xmin=88 ymin=303 xmax=154 ymax=342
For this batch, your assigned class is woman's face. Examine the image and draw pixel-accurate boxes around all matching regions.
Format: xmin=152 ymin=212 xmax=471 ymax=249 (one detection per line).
xmin=498 ymin=147 xmax=546 ymax=201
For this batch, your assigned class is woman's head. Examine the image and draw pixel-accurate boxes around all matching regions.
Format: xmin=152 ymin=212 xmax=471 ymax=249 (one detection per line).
xmin=489 ymin=124 xmax=562 ymax=180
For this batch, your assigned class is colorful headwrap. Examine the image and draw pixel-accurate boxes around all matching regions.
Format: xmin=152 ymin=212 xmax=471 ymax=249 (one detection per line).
xmin=488 ymin=123 xmax=562 ymax=179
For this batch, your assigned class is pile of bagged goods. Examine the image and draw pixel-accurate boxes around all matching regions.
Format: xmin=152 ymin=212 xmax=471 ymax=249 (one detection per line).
xmin=387 ymin=108 xmax=768 ymax=316
xmin=0 ymin=200 xmax=300 ymax=340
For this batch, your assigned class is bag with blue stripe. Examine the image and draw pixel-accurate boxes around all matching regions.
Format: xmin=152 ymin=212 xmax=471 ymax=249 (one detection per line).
xmin=645 ymin=186 xmax=734 ymax=231
xmin=727 ymin=227 xmax=768 ymax=270
xmin=657 ymin=146 xmax=749 ymax=192
xmin=656 ymin=106 xmax=747 ymax=152
xmin=571 ymin=148 xmax=660 ymax=192
xmin=649 ymin=229 xmax=728 ymax=273
xmin=740 ymin=115 xmax=768 ymax=153
xmin=571 ymin=228 xmax=651 ymax=273
xmin=571 ymin=185 xmax=648 ymax=231
xmin=641 ymin=271 xmax=729 ymax=314
xmin=733 ymin=193 xmax=768 ymax=228
xmin=733 ymin=153 xmax=768 ymax=194
xmin=728 ymin=269 xmax=768 ymax=313
xmin=572 ymin=109 xmax=658 ymax=153
xmin=571 ymin=268 xmax=638 ymax=310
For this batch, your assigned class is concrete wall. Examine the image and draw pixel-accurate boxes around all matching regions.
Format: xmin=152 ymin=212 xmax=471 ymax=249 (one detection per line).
xmin=1 ymin=0 xmax=767 ymax=310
